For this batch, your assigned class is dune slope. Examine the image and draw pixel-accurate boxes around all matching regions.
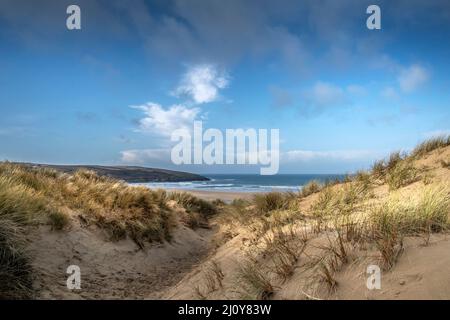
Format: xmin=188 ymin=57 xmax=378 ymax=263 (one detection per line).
xmin=1 ymin=137 xmax=449 ymax=300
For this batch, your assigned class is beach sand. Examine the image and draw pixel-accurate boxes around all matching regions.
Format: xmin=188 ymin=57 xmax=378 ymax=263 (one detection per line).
xmin=172 ymin=189 xmax=256 ymax=202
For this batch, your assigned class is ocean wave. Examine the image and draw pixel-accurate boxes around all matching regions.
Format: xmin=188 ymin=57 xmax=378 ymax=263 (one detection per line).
xmin=267 ymin=185 xmax=301 ymax=190
xmin=132 ymin=174 xmax=345 ymax=193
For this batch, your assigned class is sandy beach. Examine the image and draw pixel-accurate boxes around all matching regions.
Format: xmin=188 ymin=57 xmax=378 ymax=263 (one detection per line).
xmin=172 ymin=188 xmax=257 ymax=202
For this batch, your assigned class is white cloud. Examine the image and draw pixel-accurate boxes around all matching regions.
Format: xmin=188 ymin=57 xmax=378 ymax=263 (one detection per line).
xmin=174 ymin=64 xmax=229 ymax=104
xmin=284 ymin=149 xmax=382 ymax=162
xmin=305 ymin=82 xmax=347 ymax=108
xmin=398 ymin=64 xmax=429 ymax=93
xmin=120 ymin=148 xmax=171 ymax=164
xmin=131 ymin=102 xmax=200 ymax=137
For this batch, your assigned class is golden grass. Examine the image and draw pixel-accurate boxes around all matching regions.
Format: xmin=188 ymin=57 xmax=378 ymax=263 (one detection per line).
xmin=386 ymin=151 xmax=404 ymax=171
xmin=370 ymin=184 xmax=449 ymax=236
xmin=370 ymin=151 xmax=406 ymax=179
xmin=386 ymin=159 xmax=417 ymax=190
xmin=168 ymin=191 xmax=217 ymax=228
xmin=300 ymin=180 xmax=322 ymax=197
xmin=299 ymin=183 xmax=449 ymax=288
xmin=411 ymin=135 xmax=450 ymax=158
xmin=310 ymin=186 xmax=339 ymax=218
xmin=253 ymin=192 xmax=290 ymax=214
xmin=371 ymin=159 xmax=386 ymax=179
xmin=354 ymin=170 xmax=372 ymax=189
xmin=0 ymin=163 xmax=220 ymax=247
xmin=310 ymin=181 xmax=370 ymax=218
xmin=0 ymin=174 xmax=43 ymax=298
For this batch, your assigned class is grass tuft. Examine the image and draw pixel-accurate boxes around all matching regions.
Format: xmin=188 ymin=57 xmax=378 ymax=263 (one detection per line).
xmin=369 ymin=184 xmax=449 ymax=268
xmin=0 ymin=175 xmax=38 ymax=298
xmin=411 ymin=135 xmax=450 ymax=158
xmin=47 ymin=209 xmax=70 ymax=231
xmin=253 ymin=192 xmax=289 ymax=214
xmin=371 ymin=159 xmax=386 ymax=179
xmin=237 ymin=260 xmax=274 ymax=300
xmin=300 ymin=180 xmax=322 ymax=197
xmin=386 ymin=160 xmax=417 ymax=190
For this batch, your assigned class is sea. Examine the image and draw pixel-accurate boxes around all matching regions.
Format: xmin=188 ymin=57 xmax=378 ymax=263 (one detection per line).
xmin=137 ymin=174 xmax=346 ymax=193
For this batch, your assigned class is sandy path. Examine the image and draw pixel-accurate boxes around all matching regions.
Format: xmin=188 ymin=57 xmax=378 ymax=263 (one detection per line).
xmin=28 ymin=222 xmax=215 ymax=299
xmin=26 ymin=189 xmax=251 ymax=299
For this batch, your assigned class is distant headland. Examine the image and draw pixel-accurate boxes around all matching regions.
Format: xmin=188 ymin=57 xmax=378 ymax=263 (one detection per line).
xmin=11 ymin=162 xmax=209 ymax=183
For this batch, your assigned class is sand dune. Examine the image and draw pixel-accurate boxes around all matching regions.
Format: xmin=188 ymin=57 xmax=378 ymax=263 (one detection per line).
xmin=2 ymin=138 xmax=450 ymax=300
xmin=29 ymin=219 xmax=214 ymax=299
xmin=163 ymin=143 xmax=450 ymax=300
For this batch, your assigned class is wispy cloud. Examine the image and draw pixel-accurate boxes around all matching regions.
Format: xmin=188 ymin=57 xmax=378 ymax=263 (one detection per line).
xmin=174 ymin=64 xmax=229 ymax=104
xmin=398 ymin=64 xmax=430 ymax=93
xmin=131 ymin=102 xmax=201 ymax=137
xmin=307 ymin=82 xmax=346 ymax=108
xmin=284 ymin=149 xmax=382 ymax=162
xmin=120 ymin=148 xmax=170 ymax=164
xmin=300 ymin=81 xmax=353 ymax=116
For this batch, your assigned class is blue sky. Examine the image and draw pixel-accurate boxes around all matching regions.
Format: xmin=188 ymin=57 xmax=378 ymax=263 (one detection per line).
xmin=1 ymin=0 xmax=449 ymax=174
